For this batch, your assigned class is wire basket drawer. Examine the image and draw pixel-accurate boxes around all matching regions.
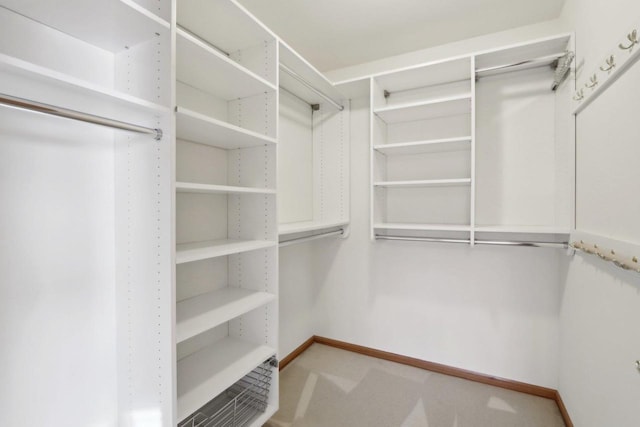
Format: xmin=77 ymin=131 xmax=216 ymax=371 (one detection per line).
xmin=179 ymin=357 xmax=277 ymax=427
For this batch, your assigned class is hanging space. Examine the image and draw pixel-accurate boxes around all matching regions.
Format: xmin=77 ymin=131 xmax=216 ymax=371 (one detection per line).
xmin=174 ymin=0 xmax=279 ymax=425
xmin=0 ymin=0 xmax=173 ymax=425
xmin=278 ymin=43 xmax=350 ymax=246
xmin=473 ymin=35 xmax=574 ymax=247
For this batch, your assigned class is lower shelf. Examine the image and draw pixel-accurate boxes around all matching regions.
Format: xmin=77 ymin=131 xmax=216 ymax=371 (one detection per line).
xmin=374 ymin=223 xmax=471 ymax=232
xmin=177 ymin=337 xmax=276 ymax=422
xmin=176 ymin=288 xmax=276 ymax=344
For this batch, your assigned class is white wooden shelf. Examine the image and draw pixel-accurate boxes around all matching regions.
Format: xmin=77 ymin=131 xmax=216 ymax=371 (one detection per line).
xmin=374 ymin=94 xmax=471 ymax=123
xmin=176 ymin=29 xmax=276 ymax=101
xmin=0 ymin=0 xmax=169 ymax=53
xmin=374 ymin=57 xmax=472 ymax=93
xmin=178 ymin=0 xmax=275 ymax=55
xmin=177 ymin=337 xmax=275 ymax=422
xmin=176 ymin=288 xmax=276 ymax=344
xmin=0 ymin=53 xmax=169 ymax=117
xmin=176 ymin=106 xmax=276 ymax=149
xmin=374 ymin=178 xmax=471 ymax=188
xmin=475 ymin=225 xmax=570 ymax=234
xmin=278 ymin=220 xmax=349 ymax=236
xmin=176 ymin=182 xmax=275 ymax=195
xmin=475 ymin=34 xmax=572 ymax=72
xmin=176 ymin=239 xmax=276 ymax=264
xmin=375 ymin=223 xmax=471 ymax=232
xmin=374 ymin=137 xmax=471 ymax=155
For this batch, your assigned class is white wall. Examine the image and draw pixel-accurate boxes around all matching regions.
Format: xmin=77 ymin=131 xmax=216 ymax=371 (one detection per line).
xmin=306 ymin=96 xmax=563 ymax=389
xmin=279 ymin=244 xmax=317 ymax=357
xmin=556 ymin=0 xmax=640 ymax=425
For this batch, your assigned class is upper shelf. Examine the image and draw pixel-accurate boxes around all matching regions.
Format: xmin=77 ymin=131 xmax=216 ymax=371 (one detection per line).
xmin=176 ymin=29 xmax=276 ymax=101
xmin=0 ymin=0 xmax=169 ymax=53
xmin=0 ymin=52 xmax=169 ymax=122
xmin=374 ymin=57 xmax=472 ymax=94
xmin=177 ymin=0 xmax=275 ymax=54
xmin=175 ymin=106 xmax=276 ymax=149
xmin=374 ymin=136 xmax=471 ymax=155
xmin=374 ymin=94 xmax=472 ymax=123
xmin=475 ymin=34 xmax=571 ymax=72
xmin=279 ymin=42 xmax=345 ymax=109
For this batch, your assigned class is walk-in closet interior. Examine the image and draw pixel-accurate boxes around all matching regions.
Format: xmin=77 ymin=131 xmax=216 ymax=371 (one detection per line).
xmin=0 ymin=0 xmax=638 ymax=426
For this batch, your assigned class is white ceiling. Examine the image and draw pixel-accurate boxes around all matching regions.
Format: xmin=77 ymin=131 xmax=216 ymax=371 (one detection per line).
xmin=238 ymin=0 xmax=565 ymax=72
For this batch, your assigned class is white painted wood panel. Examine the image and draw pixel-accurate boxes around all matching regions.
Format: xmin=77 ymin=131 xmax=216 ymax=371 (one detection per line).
xmin=176 ymin=239 xmax=276 ymax=264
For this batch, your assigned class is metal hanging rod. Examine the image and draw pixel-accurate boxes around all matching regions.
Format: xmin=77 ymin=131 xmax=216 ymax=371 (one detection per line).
xmin=475 ymin=52 xmax=568 ymax=76
xmin=279 ymin=229 xmax=344 ymax=247
xmin=279 ymin=86 xmax=320 ymax=111
xmin=0 ymin=93 xmax=163 ymax=140
xmin=376 ymin=235 xmax=567 ymax=248
xmin=177 ymin=24 xmax=231 ymax=57
xmin=279 ymin=63 xmax=344 ymax=111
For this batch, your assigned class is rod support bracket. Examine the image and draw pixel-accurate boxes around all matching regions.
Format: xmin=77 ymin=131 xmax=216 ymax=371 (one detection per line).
xmin=311 ymin=104 xmax=320 ymax=111
xmin=154 ymin=128 xmax=163 ymax=141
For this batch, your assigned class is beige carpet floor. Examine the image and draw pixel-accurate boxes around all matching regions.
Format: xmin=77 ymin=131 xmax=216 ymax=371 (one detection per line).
xmin=265 ymin=343 xmax=565 ymax=427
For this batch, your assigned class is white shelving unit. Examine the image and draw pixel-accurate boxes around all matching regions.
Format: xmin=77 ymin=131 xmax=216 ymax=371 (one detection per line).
xmin=0 ymin=1 xmax=174 ymax=426
xmin=371 ymin=57 xmax=474 ymax=240
xmin=278 ymin=42 xmax=350 ymax=244
xmin=174 ymin=1 xmax=279 ymax=425
xmin=370 ymin=35 xmax=574 ymax=245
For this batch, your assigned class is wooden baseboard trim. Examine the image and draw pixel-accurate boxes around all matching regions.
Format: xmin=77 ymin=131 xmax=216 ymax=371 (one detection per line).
xmin=279 ymin=336 xmax=315 ymax=371
xmin=313 ymin=336 xmax=557 ymax=400
xmin=554 ymin=391 xmax=574 ymax=427
xmin=280 ymin=335 xmax=573 ymax=426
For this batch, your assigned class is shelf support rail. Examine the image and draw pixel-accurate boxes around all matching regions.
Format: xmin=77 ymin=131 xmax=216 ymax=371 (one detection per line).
xmin=376 ymin=235 xmax=567 ymax=248
xmin=279 ymin=64 xmax=344 ymax=111
xmin=0 ymin=93 xmax=163 ymax=140
xmin=279 ymin=229 xmax=344 ymax=247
